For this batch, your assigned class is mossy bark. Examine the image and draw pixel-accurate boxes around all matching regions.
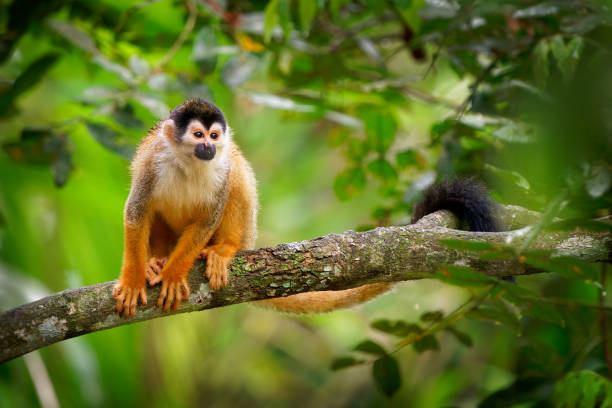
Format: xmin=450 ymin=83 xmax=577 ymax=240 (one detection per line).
xmin=1 ymin=206 xmax=610 ymax=363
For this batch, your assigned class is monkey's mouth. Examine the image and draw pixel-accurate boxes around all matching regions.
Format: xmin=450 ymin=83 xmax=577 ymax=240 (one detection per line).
xmin=194 ymin=143 xmax=216 ymax=160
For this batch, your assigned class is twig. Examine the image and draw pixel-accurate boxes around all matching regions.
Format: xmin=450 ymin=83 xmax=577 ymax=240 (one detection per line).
xmin=154 ymin=0 xmax=198 ymax=72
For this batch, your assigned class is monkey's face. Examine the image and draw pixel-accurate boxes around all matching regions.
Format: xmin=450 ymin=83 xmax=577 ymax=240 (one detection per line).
xmin=161 ymin=118 xmax=229 ymax=162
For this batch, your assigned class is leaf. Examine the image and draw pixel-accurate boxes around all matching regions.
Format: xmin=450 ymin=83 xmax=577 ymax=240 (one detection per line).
xmin=330 ymin=356 xmax=364 ymax=371
xmin=434 ymin=265 xmax=497 ymax=287
xmin=112 ymin=104 xmax=144 ymax=129
xmin=48 ymin=20 xmax=99 ymax=54
xmin=371 ymin=319 xmax=423 ymax=337
xmin=221 ymin=54 xmax=259 ymax=88
xmin=299 ymin=0 xmax=317 ymax=35
xmin=246 ymin=92 xmax=314 ymax=113
xmin=485 ymin=163 xmax=530 ymax=191
xmin=263 ymin=0 xmax=280 ymax=43
xmin=128 ymin=55 xmax=150 ymax=77
xmin=445 ymin=326 xmax=473 ymax=347
xmin=364 ymin=111 xmax=396 ymax=153
xmin=553 ymin=371 xmax=612 ymax=408
xmin=490 ymin=122 xmax=532 ymax=143
xmin=523 ymin=255 xmax=600 ymax=286
xmin=353 ymin=340 xmax=387 ymax=356
xmin=586 ymin=164 xmax=612 ymax=198
xmin=10 ymin=53 xmax=60 ymax=99
xmin=513 ymin=3 xmax=560 ymax=18
xmin=372 ymin=356 xmax=401 ymax=397
xmin=346 ymin=138 xmax=369 ymax=162
xmin=192 ymin=27 xmax=219 ymax=74
xmin=533 ymin=39 xmax=550 ymax=87
xmin=51 ymin=147 xmax=73 ymax=188
xmin=479 ymin=377 xmax=555 ymax=407
xmin=413 ymin=335 xmax=440 ymax=353
xmin=420 ymin=310 xmax=444 ymax=323
xmin=333 ymin=167 xmax=366 ymax=200
xmin=85 ymin=122 xmax=135 ymax=159
xmin=439 ymin=239 xmax=496 ymax=252
xmin=467 ymin=303 xmax=521 ymax=332
xmin=497 ymin=283 xmax=566 ymax=327
xmin=367 ymin=158 xmax=397 ymax=181
xmin=551 ymin=35 xmax=584 ymax=84
xmin=396 ymin=149 xmax=425 ymax=169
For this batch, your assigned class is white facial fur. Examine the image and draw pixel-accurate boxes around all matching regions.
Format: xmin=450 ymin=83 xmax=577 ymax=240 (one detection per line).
xmin=152 ymin=119 xmax=233 ymax=231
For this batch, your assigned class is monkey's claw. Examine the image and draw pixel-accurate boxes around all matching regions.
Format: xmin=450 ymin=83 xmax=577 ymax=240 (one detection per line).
xmin=112 ymin=283 xmax=147 ymax=318
xmin=145 ymin=257 xmax=167 ymax=286
xmin=156 ymin=277 xmax=190 ymax=312
xmin=203 ymin=250 xmax=230 ymax=291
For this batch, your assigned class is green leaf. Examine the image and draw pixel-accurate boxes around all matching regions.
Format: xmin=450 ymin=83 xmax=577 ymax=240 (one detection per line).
xmin=330 ymin=356 xmax=364 ymax=371
xmin=433 ymin=265 xmax=497 ymax=287
xmin=523 ymin=255 xmax=600 ymax=286
xmin=364 ymin=111 xmax=396 ymax=153
xmin=264 ymin=0 xmax=280 ymax=43
xmin=490 ymin=122 xmax=532 ymax=144
xmin=372 ymin=356 xmax=401 ymax=397
xmin=396 ymin=149 xmax=423 ymax=169
xmin=51 ymin=147 xmax=73 ymax=188
xmin=467 ymin=302 xmax=521 ymax=332
xmin=485 ymin=163 xmax=530 ymax=191
xmin=353 ymin=340 xmax=387 ymax=356
xmin=533 ymin=39 xmax=550 ymax=87
xmin=112 ymin=104 xmax=144 ymax=129
xmin=586 ymin=163 xmax=612 ymax=198
xmin=551 ymin=35 xmax=584 ymax=84
xmin=299 ymin=0 xmax=317 ymax=35
xmin=371 ymin=319 xmax=423 ymax=337
xmin=553 ymin=371 xmax=612 ymax=408
xmin=413 ymin=335 xmax=440 ymax=353
xmin=192 ymin=27 xmax=218 ymax=74
xmin=420 ymin=310 xmax=444 ymax=322
xmin=438 ymin=239 xmax=496 ymax=251
xmin=497 ymin=283 xmax=566 ymax=327
xmin=10 ymin=53 xmax=60 ymax=99
xmin=445 ymin=326 xmax=473 ymax=347
xmin=367 ymin=158 xmax=397 ymax=181
xmin=85 ymin=122 xmax=135 ymax=159
xmin=346 ymin=138 xmax=369 ymax=162
xmin=333 ymin=167 xmax=366 ymax=200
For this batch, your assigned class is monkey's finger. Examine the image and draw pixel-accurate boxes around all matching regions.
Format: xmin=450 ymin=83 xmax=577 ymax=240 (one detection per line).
xmin=181 ymin=281 xmax=190 ymax=300
xmin=139 ymin=287 xmax=147 ymax=305
xmin=115 ymin=290 xmax=126 ymax=313
xmin=157 ymin=281 xmax=168 ymax=307
xmin=164 ymin=283 xmax=176 ymax=312
xmin=124 ymin=289 xmax=136 ymax=318
xmin=199 ymin=248 xmax=210 ymax=258
xmin=148 ymin=274 xmax=162 ymax=286
xmin=112 ymin=285 xmax=121 ymax=297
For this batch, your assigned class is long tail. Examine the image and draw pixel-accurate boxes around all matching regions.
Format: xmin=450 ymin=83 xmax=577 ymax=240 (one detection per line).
xmin=259 ymin=179 xmax=499 ymax=313
xmin=411 ymin=178 xmax=499 ymax=232
xmin=255 ymin=283 xmax=393 ymax=313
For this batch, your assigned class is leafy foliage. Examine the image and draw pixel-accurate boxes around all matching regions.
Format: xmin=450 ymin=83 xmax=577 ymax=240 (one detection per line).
xmin=0 ymin=0 xmax=611 ymax=406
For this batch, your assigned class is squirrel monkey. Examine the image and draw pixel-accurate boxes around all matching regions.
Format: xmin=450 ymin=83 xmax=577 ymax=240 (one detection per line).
xmin=113 ymin=98 xmax=498 ymax=317
xmin=113 ymin=98 xmax=257 ymax=317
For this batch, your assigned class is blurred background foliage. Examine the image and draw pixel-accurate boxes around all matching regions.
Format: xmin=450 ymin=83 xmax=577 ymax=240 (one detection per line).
xmin=0 ymin=0 xmax=611 ymax=406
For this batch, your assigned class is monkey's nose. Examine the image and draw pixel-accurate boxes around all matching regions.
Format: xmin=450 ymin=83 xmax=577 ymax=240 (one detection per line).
xmin=194 ymin=143 xmax=216 ymax=160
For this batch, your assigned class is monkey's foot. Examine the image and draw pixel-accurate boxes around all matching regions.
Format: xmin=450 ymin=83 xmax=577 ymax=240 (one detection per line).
xmin=153 ymin=276 xmax=190 ymax=312
xmin=201 ymin=248 xmax=231 ymax=290
xmin=145 ymin=257 xmax=167 ymax=286
xmin=112 ymin=282 xmax=147 ymax=318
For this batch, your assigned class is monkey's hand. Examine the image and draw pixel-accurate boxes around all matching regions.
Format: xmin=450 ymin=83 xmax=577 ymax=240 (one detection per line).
xmin=145 ymin=257 xmax=167 ymax=286
xmin=147 ymin=267 xmax=190 ymax=312
xmin=112 ymin=277 xmax=147 ymax=318
xmin=200 ymin=244 xmax=237 ymax=290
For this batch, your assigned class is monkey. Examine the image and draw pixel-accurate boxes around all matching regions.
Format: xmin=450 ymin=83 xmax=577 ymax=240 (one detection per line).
xmin=256 ymin=177 xmax=500 ymax=313
xmin=113 ymin=98 xmax=257 ymax=317
xmin=113 ymin=98 xmax=498 ymax=317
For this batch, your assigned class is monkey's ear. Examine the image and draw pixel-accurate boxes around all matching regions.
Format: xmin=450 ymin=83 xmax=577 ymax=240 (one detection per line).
xmin=161 ymin=119 xmax=177 ymax=144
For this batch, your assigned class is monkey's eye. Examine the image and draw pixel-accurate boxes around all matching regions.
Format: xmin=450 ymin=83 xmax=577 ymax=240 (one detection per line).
xmin=194 ymin=131 xmax=203 ymax=138
xmin=210 ymin=132 xmax=219 ymax=140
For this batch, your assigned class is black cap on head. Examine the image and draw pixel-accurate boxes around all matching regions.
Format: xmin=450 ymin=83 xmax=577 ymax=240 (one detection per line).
xmin=169 ymin=98 xmax=227 ymax=141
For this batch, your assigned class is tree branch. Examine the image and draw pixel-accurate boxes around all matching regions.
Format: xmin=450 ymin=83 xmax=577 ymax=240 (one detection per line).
xmin=1 ymin=206 xmax=610 ymax=363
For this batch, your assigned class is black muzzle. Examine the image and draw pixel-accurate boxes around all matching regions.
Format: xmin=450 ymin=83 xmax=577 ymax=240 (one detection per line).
xmin=194 ymin=143 xmax=216 ymax=160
